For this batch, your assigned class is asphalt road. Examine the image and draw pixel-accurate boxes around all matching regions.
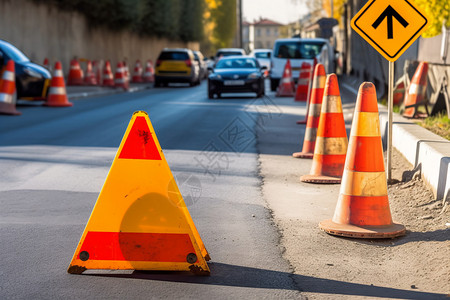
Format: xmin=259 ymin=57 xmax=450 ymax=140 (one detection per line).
xmin=0 ymin=82 xmax=303 ymax=299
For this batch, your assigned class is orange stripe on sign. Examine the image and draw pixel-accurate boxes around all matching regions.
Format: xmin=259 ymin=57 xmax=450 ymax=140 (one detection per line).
xmin=78 ymin=231 xmax=195 ymax=262
xmin=346 ymin=136 xmax=384 ymax=172
xmin=119 ymin=116 xmax=162 ymax=160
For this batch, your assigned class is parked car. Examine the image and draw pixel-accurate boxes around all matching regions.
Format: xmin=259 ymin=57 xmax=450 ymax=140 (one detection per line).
xmin=269 ymin=38 xmax=335 ymax=91
xmin=249 ymin=49 xmax=272 ymax=70
xmin=214 ymin=48 xmax=246 ymax=64
xmin=154 ymin=48 xmax=200 ymax=87
xmin=207 ymin=56 xmax=266 ymax=99
xmin=193 ymin=50 xmax=207 ymax=80
xmin=0 ymin=40 xmax=51 ymax=100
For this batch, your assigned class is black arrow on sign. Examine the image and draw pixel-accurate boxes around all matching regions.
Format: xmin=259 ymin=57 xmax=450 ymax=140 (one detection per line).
xmin=372 ymin=5 xmax=409 ymax=39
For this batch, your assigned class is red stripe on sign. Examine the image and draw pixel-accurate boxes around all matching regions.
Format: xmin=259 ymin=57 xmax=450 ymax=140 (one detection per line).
xmin=78 ymin=232 xmax=196 ymax=262
xmin=119 ymin=116 xmax=162 ymax=160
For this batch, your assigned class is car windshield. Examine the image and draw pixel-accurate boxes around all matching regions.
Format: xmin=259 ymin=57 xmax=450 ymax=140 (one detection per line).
xmin=215 ymin=58 xmax=258 ymax=69
xmin=158 ymin=51 xmax=189 ymax=60
xmin=273 ymin=41 xmax=325 ymax=59
xmin=255 ymin=52 xmax=271 ymax=59
xmin=0 ymin=41 xmax=30 ymax=63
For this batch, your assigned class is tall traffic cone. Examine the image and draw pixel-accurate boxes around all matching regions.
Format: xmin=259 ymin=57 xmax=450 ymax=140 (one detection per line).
xmin=67 ymin=59 xmax=84 ymax=85
xmin=115 ymin=62 xmax=129 ymax=90
xmin=300 ymin=74 xmax=348 ymax=183
xmin=132 ymin=60 xmax=143 ymax=83
xmin=319 ymin=82 xmax=406 ymax=238
xmin=292 ymin=63 xmax=326 ymax=159
xmin=294 ymin=62 xmax=312 ymax=102
xmin=403 ymin=62 xmax=429 ymax=118
xmin=276 ymin=59 xmax=295 ymax=97
xmin=0 ymin=60 xmax=21 ymax=115
xmin=143 ymin=60 xmax=155 ymax=83
xmin=84 ymin=60 xmax=98 ymax=85
xmin=45 ymin=61 xmax=73 ymax=107
xmin=297 ymin=58 xmax=318 ymax=124
xmin=102 ymin=60 xmax=115 ymax=87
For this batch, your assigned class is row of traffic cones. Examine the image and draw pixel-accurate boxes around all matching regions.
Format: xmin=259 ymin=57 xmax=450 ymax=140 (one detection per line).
xmin=289 ymin=62 xmax=406 ymax=239
xmin=65 ymin=59 xmax=155 ymax=87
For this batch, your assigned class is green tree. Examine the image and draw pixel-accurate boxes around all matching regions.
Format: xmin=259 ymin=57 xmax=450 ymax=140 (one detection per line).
xmin=210 ymin=0 xmax=236 ymax=49
xmin=413 ymin=0 xmax=450 ymax=37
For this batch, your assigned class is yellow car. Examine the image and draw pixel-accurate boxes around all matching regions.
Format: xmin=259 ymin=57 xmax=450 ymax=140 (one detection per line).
xmin=154 ymin=48 xmax=200 ymax=87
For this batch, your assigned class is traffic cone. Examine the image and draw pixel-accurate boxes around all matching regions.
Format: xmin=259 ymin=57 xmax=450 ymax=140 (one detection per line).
xmin=115 ymin=62 xmax=129 ymax=90
xmin=93 ymin=60 xmax=102 ymax=85
xmin=67 ymin=59 xmax=84 ymax=85
xmin=45 ymin=61 xmax=73 ymax=107
xmin=294 ymin=62 xmax=312 ymax=102
xmin=0 ymin=60 xmax=21 ymax=115
xmin=132 ymin=60 xmax=143 ymax=83
xmin=403 ymin=62 xmax=429 ymax=118
xmin=84 ymin=60 xmax=97 ymax=85
xmin=102 ymin=60 xmax=115 ymax=87
xmin=123 ymin=61 xmax=130 ymax=84
xmin=292 ymin=63 xmax=326 ymax=159
xmin=319 ymin=82 xmax=406 ymax=238
xmin=43 ymin=58 xmax=51 ymax=71
xmin=297 ymin=58 xmax=317 ymax=124
xmin=143 ymin=60 xmax=155 ymax=83
xmin=276 ymin=59 xmax=295 ymax=97
xmin=300 ymin=74 xmax=348 ymax=183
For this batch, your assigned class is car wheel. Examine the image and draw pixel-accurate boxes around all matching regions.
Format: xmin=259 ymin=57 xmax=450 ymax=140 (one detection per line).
xmin=217 ymin=93 xmax=221 ymax=98
xmin=270 ymin=79 xmax=279 ymax=91
xmin=208 ymin=91 xmax=214 ymax=99
xmin=154 ymin=79 xmax=161 ymax=87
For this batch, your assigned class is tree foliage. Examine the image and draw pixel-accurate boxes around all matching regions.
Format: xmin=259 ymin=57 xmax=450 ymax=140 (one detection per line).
xmin=208 ymin=0 xmax=237 ymax=49
xmin=412 ymin=0 xmax=450 ymax=37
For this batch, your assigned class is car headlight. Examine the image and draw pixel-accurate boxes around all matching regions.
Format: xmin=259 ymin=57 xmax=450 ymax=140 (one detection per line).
xmin=23 ymin=67 xmax=43 ymax=78
xmin=247 ymin=72 xmax=259 ymax=79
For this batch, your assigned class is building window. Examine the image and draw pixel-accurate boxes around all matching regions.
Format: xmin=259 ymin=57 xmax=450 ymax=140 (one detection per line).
xmin=266 ymin=28 xmax=270 ymax=36
xmin=274 ymin=28 xmax=278 ymax=37
xmin=256 ymin=41 xmax=263 ymax=49
xmin=267 ymin=41 xmax=271 ymax=49
xmin=256 ymin=28 xmax=261 ymax=37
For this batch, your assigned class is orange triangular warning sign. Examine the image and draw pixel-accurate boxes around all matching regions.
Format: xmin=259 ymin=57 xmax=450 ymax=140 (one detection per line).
xmin=68 ymin=111 xmax=210 ymax=275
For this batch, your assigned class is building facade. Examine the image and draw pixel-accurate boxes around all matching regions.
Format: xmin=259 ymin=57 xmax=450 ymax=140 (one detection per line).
xmin=242 ymin=18 xmax=284 ymax=53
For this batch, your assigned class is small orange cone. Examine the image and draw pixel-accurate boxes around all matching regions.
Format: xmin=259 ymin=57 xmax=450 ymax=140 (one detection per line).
xmin=143 ymin=60 xmax=155 ymax=83
xmin=294 ymin=62 xmax=312 ymax=102
xmin=300 ymin=74 xmax=348 ymax=184
xmin=43 ymin=58 xmax=51 ymax=71
xmin=319 ymin=82 xmax=406 ymax=238
xmin=132 ymin=60 xmax=143 ymax=83
xmin=123 ymin=61 xmax=130 ymax=84
xmin=293 ymin=63 xmax=326 ymax=159
xmin=115 ymin=62 xmax=129 ymax=90
xmin=276 ymin=59 xmax=295 ymax=97
xmin=46 ymin=61 xmax=73 ymax=107
xmin=84 ymin=60 xmax=98 ymax=86
xmin=403 ymin=62 xmax=429 ymax=118
xmin=102 ymin=60 xmax=115 ymax=87
xmin=67 ymin=58 xmax=84 ymax=85
xmin=0 ymin=60 xmax=21 ymax=115
xmin=297 ymin=58 xmax=317 ymax=124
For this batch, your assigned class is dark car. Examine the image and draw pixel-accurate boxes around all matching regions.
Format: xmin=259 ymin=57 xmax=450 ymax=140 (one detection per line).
xmin=207 ymin=56 xmax=266 ymax=99
xmin=0 ymin=40 xmax=51 ymax=100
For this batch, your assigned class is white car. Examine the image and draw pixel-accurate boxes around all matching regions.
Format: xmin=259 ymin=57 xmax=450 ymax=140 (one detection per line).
xmin=249 ymin=49 xmax=272 ymax=70
xmin=269 ymin=38 xmax=335 ymax=91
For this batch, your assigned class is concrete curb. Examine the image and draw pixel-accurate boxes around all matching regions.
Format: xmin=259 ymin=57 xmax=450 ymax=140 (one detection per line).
xmin=340 ymin=76 xmax=449 ymax=202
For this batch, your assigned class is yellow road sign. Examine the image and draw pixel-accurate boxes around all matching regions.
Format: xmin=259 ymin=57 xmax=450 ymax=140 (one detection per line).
xmin=351 ymin=0 xmax=428 ymax=61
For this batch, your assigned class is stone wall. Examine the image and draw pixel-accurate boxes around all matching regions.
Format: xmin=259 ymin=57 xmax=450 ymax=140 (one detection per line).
xmin=0 ymin=0 xmax=199 ymax=74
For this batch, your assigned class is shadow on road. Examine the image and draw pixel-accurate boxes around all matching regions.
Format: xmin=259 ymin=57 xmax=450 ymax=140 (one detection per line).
xmin=84 ymin=262 xmax=447 ymax=299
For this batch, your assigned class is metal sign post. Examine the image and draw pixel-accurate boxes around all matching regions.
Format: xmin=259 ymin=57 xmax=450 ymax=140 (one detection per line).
xmin=387 ymin=61 xmax=394 ymax=181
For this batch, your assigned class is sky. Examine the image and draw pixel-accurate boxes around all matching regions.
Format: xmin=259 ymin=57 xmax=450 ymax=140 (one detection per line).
xmin=242 ymin=0 xmax=309 ymax=25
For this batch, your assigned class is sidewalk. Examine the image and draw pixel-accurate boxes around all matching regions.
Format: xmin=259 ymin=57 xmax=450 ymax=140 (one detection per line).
xmin=254 ymin=77 xmax=449 ymax=298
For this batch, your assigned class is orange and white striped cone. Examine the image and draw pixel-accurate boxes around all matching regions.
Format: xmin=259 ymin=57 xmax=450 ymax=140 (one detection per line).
xmin=319 ymin=82 xmax=406 ymax=238
xmin=276 ymin=59 xmax=295 ymax=97
xmin=0 ymin=60 xmax=21 ymax=115
xmin=300 ymin=74 xmax=347 ymax=184
xmin=67 ymin=59 xmax=84 ymax=85
xmin=123 ymin=61 xmax=130 ymax=85
xmin=403 ymin=62 xmax=429 ymax=118
xmin=293 ymin=63 xmax=326 ymax=159
xmin=46 ymin=61 xmax=73 ymax=107
xmin=102 ymin=60 xmax=115 ymax=87
xmin=294 ymin=62 xmax=312 ymax=102
xmin=143 ymin=60 xmax=155 ymax=83
xmin=115 ymin=62 xmax=129 ymax=91
xmin=393 ymin=81 xmax=405 ymax=106
xmin=132 ymin=60 xmax=143 ymax=83
xmin=84 ymin=60 xmax=98 ymax=85
xmin=297 ymin=58 xmax=317 ymax=124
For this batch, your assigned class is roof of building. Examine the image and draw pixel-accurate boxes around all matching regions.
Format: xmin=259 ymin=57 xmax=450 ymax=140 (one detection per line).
xmin=252 ymin=18 xmax=284 ymax=26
